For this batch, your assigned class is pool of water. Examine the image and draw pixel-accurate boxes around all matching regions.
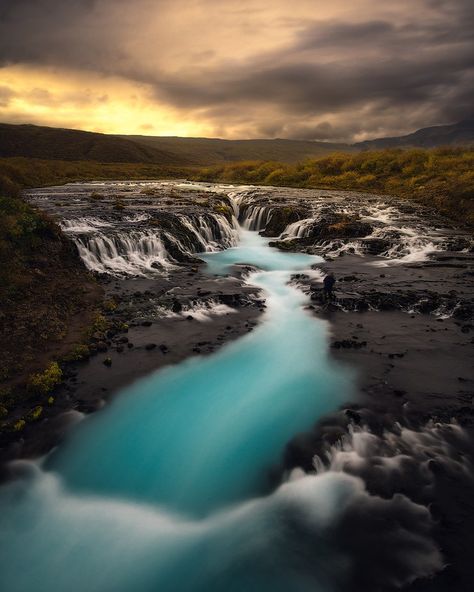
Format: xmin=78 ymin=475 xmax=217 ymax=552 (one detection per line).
xmin=0 ymin=228 xmax=355 ymax=592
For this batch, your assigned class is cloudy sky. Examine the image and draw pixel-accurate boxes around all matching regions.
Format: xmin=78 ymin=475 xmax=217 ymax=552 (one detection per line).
xmin=0 ymin=0 xmax=472 ymax=140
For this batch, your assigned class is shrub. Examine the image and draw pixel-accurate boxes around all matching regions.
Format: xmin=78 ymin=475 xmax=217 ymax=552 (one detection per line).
xmin=28 ymin=362 xmax=63 ymax=395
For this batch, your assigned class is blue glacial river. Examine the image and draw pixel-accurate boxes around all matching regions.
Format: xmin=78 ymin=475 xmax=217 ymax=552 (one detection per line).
xmin=0 ymin=228 xmax=355 ymax=592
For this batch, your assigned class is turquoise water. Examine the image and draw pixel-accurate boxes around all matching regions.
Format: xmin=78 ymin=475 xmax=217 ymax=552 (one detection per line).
xmin=0 ymin=228 xmax=354 ymax=592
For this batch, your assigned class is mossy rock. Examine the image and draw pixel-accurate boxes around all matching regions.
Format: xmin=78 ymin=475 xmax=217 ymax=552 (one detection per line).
xmin=260 ymin=206 xmax=309 ymax=237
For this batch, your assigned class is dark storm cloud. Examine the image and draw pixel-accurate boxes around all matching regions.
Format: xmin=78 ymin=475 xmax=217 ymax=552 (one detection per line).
xmin=0 ymin=0 xmax=472 ymax=139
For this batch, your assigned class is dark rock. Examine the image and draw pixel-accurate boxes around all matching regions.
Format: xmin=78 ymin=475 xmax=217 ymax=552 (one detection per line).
xmin=453 ymin=304 xmax=474 ymax=321
xmin=345 ymin=409 xmax=362 ymax=424
xmin=361 ymin=238 xmax=391 ymax=255
xmin=259 ymin=206 xmax=310 ymax=237
xmin=305 ymin=214 xmax=373 ymax=240
xmin=103 ymin=357 xmax=112 ymax=367
xmin=145 ymin=343 xmax=157 ymax=350
xmin=171 ymin=299 xmax=183 ymax=313
xmin=332 ymin=339 xmax=367 ymax=349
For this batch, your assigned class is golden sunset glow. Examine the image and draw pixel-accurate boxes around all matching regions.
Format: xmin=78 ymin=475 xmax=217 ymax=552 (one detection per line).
xmin=0 ymin=65 xmax=211 ymax=136
xmin=0 ymin=0 xmax=472 ymax=140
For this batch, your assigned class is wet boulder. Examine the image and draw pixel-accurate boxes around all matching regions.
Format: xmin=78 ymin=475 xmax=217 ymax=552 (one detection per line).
xmin=360 ymin=238 xmax=392 ymax=255
xmin=260 ymin=206 xmax=310 ymax=237
xmin=305 ymin=214 xmax=373 ymax=240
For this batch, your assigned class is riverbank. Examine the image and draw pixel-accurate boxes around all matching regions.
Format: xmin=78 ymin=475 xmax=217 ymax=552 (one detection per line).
xmin=0 ymin=267 xmax=264 ymax=468
xmin=0 ymin=192 xmax=103 ymax=416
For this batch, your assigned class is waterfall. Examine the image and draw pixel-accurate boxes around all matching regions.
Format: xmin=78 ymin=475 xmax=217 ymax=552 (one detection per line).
xmin=66 ymin=213 xmax=239 ymax=277
xmin=281 ymin=218 xmax=315 ymax=239
xmin=240 ymin=204 xmax=273 ymax=231
xmin=176 ymin=213 xmax=239 ymax=253
xmin=74 ymin=231 xmax=173 ymax=276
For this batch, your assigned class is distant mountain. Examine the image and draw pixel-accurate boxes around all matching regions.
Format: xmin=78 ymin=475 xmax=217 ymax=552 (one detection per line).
xmin=354 ymin=120 xmax=474 ymax=150
xmin=0 ymin=124 xmax=185 ymax=165
xmin=124 ymin=135 xmax=351 ymax=165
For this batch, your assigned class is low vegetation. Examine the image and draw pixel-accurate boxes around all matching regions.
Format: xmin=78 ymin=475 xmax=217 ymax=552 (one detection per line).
xmin=0 ymin=156 xmax=191 ymax=197
xmin=28 ymin=362 xmax=63 ymax=395
xmin=194 ymin=147 xmax=474 ymax=226
xmin=0 ymin=161 xmax=104 ymax=405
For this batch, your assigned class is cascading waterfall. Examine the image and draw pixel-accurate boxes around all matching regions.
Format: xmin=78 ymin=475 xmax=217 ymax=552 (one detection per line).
xmin=67 ymin=213 xmax=239 ymax=276
xmin=178 ymin=214 xmax=239 ymax=253
xmin=281 ymin=218 xmax=315 ymax=239
xmin=74 ymin=231 xmax=173 ymax=275
xmin=240 ymin=204 xmax=273 ymax=231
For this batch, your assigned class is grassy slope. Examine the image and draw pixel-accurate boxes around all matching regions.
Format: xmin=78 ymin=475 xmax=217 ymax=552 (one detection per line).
xmin=0 ymin=122 xmax=353 ymax=165
xmin=0 ymin=123 xmax=191 ymax=165
xmin=355 ymin=119 xmax=474 ymax=150
xmin=126 ymin=135 xmax=353 ymax=165
xmin=193 ymin=147 xmax=474 ymax=227
xmin=0 ymin=157 xmax=193 ymax=194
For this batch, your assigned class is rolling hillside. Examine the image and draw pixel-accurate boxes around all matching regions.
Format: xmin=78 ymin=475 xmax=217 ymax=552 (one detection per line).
xmin=0 ymin=124 xmax=188 ymax=165
xmin=355 ymin=120 xmax=474 ymax=150
xmin=125 ymin=135 xmax=351 ymax=165
xmin=0 ymin=120 xmax=472 ymax=167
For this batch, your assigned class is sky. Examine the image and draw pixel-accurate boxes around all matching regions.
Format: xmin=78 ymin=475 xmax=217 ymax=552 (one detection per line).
xmin=0 ymin=0 xmax=472 ymax=141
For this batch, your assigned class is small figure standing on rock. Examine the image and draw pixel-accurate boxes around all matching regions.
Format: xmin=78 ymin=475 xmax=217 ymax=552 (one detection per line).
xmin=323 ymin=272 xmax=336 ymax=302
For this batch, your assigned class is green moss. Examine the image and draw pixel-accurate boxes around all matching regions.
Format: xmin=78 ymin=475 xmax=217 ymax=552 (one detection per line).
xmin=213 ymin=203 xmax=234 ymax=222
xmin=63 ymin=344 xmax=90 ymax=362
xmin=103 ymin=298 xmax=117 ymax=312
xmin=28 ymin=361 xmax=63 ymax=395
xmin=12 ymin=419 xmax=26 ymax=431
xmin=27 ymin=405 xmax=43 ymax=421
xmin=91 ymin=314 xmax=109 ymax=333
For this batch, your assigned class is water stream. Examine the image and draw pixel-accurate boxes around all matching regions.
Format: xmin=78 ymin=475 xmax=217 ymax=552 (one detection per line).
xmin=0 ymin=225 xmax=355 ymax=591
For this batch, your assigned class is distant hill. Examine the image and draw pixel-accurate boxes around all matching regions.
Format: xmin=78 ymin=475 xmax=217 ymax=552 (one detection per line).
xmin=0 ymin=124 xmax=185 ymax=165
xmin=355 ymin=120 xmax=474 ymax=150
xmin=0 ymin=121 xmax=472 ymax=167
xmin=0 ymin=123 xmax=350 ymax=166
xmin=124 ymin=135 xmax=351 ymax=165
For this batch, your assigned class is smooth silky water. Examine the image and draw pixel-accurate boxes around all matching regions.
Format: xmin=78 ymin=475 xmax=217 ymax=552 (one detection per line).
xmin=0 ymin=228 xmax=355 ymax=592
